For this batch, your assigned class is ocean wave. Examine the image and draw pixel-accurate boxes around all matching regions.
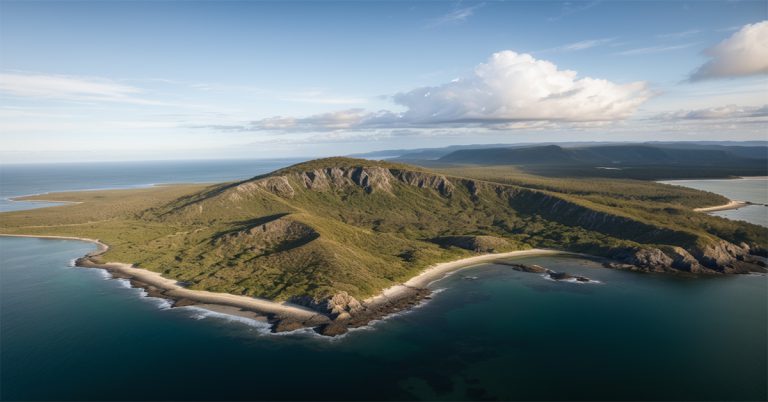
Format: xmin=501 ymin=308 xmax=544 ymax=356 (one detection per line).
xmin=115 ymin=278 xmax=133 ymax=288
xmin=180 ymin=306 xmax=273 ymax=333
xmin=143 ymin=296 xmax=173 ymax=310
xmin=96 ymin=269 xmax=113 ymax=279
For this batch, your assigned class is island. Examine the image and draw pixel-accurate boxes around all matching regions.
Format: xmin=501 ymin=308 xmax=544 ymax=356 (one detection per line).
xmin=1 ymin=157 xmax=766 ymax=335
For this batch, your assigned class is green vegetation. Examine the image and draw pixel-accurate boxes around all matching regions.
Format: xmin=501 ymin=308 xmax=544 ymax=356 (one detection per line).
xmin=1 ymin=158 xmax=765 ymax=303
xmin=428 ymin=144 xmax=768 ymax=180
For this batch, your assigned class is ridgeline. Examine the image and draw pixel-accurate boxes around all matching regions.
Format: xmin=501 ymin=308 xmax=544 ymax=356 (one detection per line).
xmin=1 ymin=157 xmax=765 ymax=334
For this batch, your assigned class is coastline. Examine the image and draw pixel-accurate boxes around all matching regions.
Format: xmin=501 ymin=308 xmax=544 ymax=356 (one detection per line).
xmin=0 ymin=234 xmax=566 ymax=335
xmin=365 ymin=249 xmax=565 ymax=308
xmin=0 ymin=234 xmax=327 ymax=327
xmin=694 ymin=200 xmax=749 ymax=213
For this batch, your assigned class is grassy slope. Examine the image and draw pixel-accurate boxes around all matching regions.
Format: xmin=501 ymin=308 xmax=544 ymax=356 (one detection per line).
xmin=1 ymin=159 xmax=765 ymax=303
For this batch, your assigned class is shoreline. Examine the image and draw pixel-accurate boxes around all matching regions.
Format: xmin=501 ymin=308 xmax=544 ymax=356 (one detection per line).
xmin=694 ymin=200 xmax=749 ymax=213
xmin=0 ymin=234 xmax=328 ymax=327
xmin=0 ymin=234 xmax=567 ymax=336
xmin=364 ymin=249 xmax=565 ymax=308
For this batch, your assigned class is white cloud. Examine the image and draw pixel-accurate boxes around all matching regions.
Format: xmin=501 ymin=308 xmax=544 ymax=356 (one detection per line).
xmin=538 ymin=37 xmax=616 ymax=53
xmin=392 ymin=51 xmax=650 ymax=123
xmin=690 ymin=21 xmax=768 ymax=81
xmin=616 ymin=43 xmax=696 ymax=56
xmin=655 ymin=104 xmax=768 ymax=120
xmin=561 ymin=38 xmax=614 ymax=51
xmin=230 ymin=50 xmax=651 ymax=132
xmin=427 ymin=3 xmax=483 ymax=27
xmin=0 ymin=72 xmax=166 ymax=105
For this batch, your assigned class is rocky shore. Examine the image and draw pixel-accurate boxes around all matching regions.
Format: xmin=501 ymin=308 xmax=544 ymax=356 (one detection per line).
xmin=3 ymin=234 xmax=766 ymax=337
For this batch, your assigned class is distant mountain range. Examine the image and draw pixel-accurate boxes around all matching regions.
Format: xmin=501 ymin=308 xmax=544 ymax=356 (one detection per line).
xmin=350 ymin=141 xmax=768 ymax=161
xmin=351 ymin=142 xmax=767 ymax=180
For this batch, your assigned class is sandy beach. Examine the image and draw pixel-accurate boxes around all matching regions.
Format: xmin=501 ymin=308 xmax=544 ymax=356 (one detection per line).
xmin=0 ymin=234 xmax=324 ymax=323
xmin=365 ymin=249 xmax=565 ymax=307
xmin=1 ymin=234 xmax=567 ymax=333
xmin=694 ymin=200 xmax=749 ymax=212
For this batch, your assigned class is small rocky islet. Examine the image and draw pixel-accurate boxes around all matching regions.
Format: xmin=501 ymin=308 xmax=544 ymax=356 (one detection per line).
xmin=497 ymin=261 xmax=597 ymax=283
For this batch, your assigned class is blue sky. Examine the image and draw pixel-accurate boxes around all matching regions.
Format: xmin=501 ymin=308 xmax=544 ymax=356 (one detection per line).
xmin=1 ymin=0 xmax=766 ymax=162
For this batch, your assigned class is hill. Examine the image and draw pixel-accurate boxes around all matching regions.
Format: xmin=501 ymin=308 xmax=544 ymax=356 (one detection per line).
xmin=435 ymin=144 xmax=768 ymax=179
xmin=1 ymin=157 xmax=766 ymax=333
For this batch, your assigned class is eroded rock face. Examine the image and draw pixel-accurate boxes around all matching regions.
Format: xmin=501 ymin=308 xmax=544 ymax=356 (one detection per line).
xmin=393 ymin=170 xmax=454 ymax=197
xmin=466 ymin=180 xmax=481 ymax=198
xmin=665 ymin=246 xmax=704 ymax=273
xmin=625 ymin=248 xmax=674 ymax=272
xmin=300 ymin=169 xmax=331 ymax=190
xmin=326 ymin=291 xmax=364 ymax=318
xmin=297 ymin=167 xmax=394 ymax=193
xmin=613 ymin=240 xmax=758 ymax=274
xmin=257 ymin=176 xmax=295 ymax=198
xmin=233 ymin=176 xmax=296 ymax=199
xmin=691 ymin=240 xmax=749 ymax=269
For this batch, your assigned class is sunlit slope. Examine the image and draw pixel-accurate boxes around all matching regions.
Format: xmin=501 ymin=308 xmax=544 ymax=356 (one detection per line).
xmin=1 ymin=158 xmax=765 ymax=303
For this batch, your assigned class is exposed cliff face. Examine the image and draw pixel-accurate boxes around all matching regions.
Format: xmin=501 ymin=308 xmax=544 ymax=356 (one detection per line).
xmin=391 ymin=170 xmax=455 ymax=197
xmin=298 ymin=167 xmax=395 ymax=194
xmin=609 ymin=240 xmax=761 ymax=274
xmin=226 ymin=176 xmax=296 ymax=201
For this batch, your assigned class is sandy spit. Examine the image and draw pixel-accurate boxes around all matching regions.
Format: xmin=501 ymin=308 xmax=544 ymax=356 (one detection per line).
xmin=694 ymin=200 xmax=749 ymax=213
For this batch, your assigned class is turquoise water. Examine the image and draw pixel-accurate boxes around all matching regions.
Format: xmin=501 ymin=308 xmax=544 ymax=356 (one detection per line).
xmin=1 ymin=162 xmax=767 ymax=401
xmin=661 ymin=177 xmax=768 ymax=227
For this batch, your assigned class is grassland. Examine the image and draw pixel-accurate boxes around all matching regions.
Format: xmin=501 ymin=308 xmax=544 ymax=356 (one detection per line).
xmin=1 ymin=158 xmax=765 ymax=307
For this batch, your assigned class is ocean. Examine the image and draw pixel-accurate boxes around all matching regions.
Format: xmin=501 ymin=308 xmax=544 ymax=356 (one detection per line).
xmin=1 ymin=161 xmax=766 ymax=401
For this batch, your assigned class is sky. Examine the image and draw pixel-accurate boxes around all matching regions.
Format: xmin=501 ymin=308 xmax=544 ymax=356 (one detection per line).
xmin=0 ymin=0 xmax=766 ymax=163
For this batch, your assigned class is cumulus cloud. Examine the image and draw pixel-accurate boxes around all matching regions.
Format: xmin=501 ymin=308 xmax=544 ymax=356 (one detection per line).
xmin=690 ymin=21 xmax=768 ymax=81
xmin=231 ymin=51 xmax=651 ymax=132
xmin=655 ymin=104 xmax=768 ymax=120
xmin=394 ymin=51 xmax=650 ymax=123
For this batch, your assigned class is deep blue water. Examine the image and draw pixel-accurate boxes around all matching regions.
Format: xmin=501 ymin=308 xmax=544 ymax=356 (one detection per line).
xmin=1 ymin=161 xmax=767 ymax=401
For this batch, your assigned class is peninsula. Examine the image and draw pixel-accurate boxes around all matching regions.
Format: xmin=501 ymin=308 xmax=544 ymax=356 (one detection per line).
xmin=1 ymin=158 xmax=766 ymax=335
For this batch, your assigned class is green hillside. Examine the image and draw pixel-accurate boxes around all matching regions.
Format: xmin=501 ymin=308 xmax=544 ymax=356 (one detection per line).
xmin=1 ymin=158 xmax=765 ymax=308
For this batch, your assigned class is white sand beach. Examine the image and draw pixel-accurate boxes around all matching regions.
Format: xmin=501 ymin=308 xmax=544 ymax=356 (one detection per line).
xmin=365 ymin=249 xmax=565 ymax=307
xmin=694 ymin=200 xmax=748 ymax=212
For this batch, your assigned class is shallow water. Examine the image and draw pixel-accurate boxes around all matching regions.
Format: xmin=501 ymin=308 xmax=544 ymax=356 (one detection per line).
xmin=661 ymin=177 xmax=768 ymax=227
xmin=1 ymin=162 xmax=767 ymax=400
